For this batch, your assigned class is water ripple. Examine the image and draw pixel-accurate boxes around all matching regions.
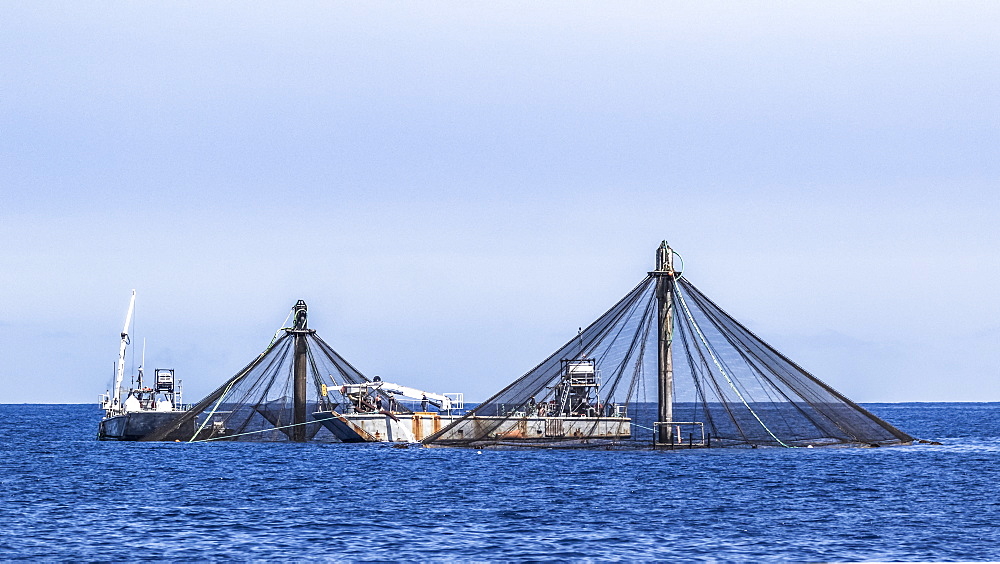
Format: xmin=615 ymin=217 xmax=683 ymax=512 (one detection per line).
xmin=1 ymin=403 xmax=999 ymax=561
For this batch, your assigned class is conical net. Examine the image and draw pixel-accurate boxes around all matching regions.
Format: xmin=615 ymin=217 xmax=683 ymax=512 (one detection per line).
xmin=142 ymin=325 xmax=403 ymax=443
xmin=422 ymin=274 xmax=912 ymax=448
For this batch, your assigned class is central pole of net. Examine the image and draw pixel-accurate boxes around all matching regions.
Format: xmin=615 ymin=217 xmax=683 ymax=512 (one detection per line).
xmin=288 ymin=300 xmax=314 ymax=443
xmin=654 ymin=241 xmax=675 ymax=444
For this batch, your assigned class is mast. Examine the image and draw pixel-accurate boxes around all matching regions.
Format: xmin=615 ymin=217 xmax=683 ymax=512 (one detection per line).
xmin=654 ymin=242 xmax=675 ymax=443
xmin=111 ymin=290 xmax=136 ymax=411
xmin=288 ymin=300 xmax=313 ymax=442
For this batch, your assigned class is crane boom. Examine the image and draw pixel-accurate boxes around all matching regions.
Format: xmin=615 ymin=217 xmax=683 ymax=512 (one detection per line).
xmin=379 ymin=382 xmax=452 ymax=410
xmin=340 ymin=380 xmax=453 ymax=411
xmin=111 ymin=290 xmax=136 ymax=410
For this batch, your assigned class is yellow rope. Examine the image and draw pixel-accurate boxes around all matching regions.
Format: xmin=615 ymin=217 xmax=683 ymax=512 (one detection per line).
xmin=188 ymin=377 xmax=239 ymax=443
xmin=673 ymin=277 xmax=792 ymax=448
xmin=188 ymin=313 xmax=297 ymax=443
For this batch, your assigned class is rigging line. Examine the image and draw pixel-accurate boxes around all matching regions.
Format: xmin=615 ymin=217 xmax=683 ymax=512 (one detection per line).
xmin=594 ymin=281 xmax=655 ymax=366
xmin=311 ymin=333 xmax=371 ymax=385
xmin=566 ymin=280 xmax=654 ymax=407
xmin=689 ymin=291 xmax=796 ymax=435
xmin=310 ymin=338 xmax=355 ymax=385
xmin=679 ymin=279 xmax=911 ymax=442
xmin=262 ymin=307 xmax=298 ymax=353
xmin=631 ymin=317 xmax=651 ymax=431
xmin=241 ymin=344 xmax=293 ymax=434
xmin=685 ymin=323 xmax=753 ymax=445
xmin=682 ymin=280 xmax=893 ymax=444
xmin=626 ymin=290 xmax=657 ymax=426
xmin=676 ymin=278 xmax=785 ymax=446
xmin=234 ymin=337 xmax=294 ymax=425
xmin=618 ymin=308 xmax=653 ymax=441
xmin=304 ymin=339 xmax=326 ymax=397
xmin=526 ymin=276 xmax=654 ymax=389
xmin=424 ymin=276 xmax=655 ymax=444
xmin=684 ymin=301 xmax=762 ymax=416
xmin=687 ymin=282 xmax=816 ymax=396
xmin=716 ymin=310 xmax=860 ymax=439
xmin=688 ymin=290 xmax=840 ymax=441
xmin=677 ymin=319 xmax=718 ymax=439
xmin=604 ymin=289 xmax=657 ymax=401
xmin=678 ymin=284 xmax=771 ymax=445
xmin=189 ymin=417 xmax=319 ymax=442
xmin=445 ymin=277 xmax=651 ymax=421
xmin=271 ymin=354 xmax=297 ymax=431
xmin=589 ymin=281 xmax=655 ymax=369
xmin=189 ymin=378 xmax=239 ymax=443
xmin=506 ymin=278 xmax=648 ymax=417
xmin=188 ymin=335 xmax=293 ymax=442
xmin=597 ymin=291 xmax=654 ymax=394
xmin=673 ymin=276 xmax=793 ymax=448
xmin=142 ymin=333 xmax=291 ymax=442
xmin=677 ymin=302 xmax=739 ymax=442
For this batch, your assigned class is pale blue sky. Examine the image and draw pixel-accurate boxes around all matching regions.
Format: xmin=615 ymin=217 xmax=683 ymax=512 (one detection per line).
xmin=2 ymin=2 xmax=998 ymax=403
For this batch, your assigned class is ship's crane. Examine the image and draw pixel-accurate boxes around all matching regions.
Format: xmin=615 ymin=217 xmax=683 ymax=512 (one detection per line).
xmin=99 ymin=291 xmax=182 ymax=418
xmin=339 ymin=379 xmax=460 ymax=413
xmin=103 ymin=289 xmax=136 ymax=415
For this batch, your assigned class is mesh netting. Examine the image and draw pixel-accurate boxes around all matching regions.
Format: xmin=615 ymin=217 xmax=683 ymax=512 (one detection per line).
xmin=418 ymin=277 xmax=654 ymax=447
xmin=143 ymin=263 xmax=912 ymax=449
xmin=142 ymin=306 xmax=404 ymax=442
xmin=668 ymin=277 xmax=911 ymax=447
xmin=422 ymin=273 xmax=912 ymax=449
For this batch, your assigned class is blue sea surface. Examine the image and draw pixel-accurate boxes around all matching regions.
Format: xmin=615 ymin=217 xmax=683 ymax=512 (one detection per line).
xmin=0 ymin=403 xmax=997 ymax=561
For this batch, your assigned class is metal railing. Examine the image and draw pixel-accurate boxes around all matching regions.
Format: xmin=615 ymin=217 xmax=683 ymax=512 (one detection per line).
xmin=654 ymin=421 xmax=708 ymax=447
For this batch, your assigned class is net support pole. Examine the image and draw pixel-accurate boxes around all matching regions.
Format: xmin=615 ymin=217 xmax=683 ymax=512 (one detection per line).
xmin=654 ymin=241 xmax=675 ymax=444
xmin=288 ymin=300 xmax=313 ymax=443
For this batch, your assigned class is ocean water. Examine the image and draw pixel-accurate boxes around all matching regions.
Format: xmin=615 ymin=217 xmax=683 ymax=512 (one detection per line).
xmin=1 ymin=403 xmax=998 ymax=561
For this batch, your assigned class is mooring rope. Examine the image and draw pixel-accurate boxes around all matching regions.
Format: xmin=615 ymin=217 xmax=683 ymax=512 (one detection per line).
xmin=189 ymin=417 xmax=320 ymax=442
xmin=188 ymin=416 xmax=414 ymax=443
xmin=672 ymin=277 xmax=792 ymax=448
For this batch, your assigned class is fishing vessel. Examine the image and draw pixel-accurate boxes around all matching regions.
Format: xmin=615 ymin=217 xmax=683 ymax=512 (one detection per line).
xmin=97 ymin=291 xmax=192 ymax=441
xmin=141 ymin=241 xmax=912 ymax=448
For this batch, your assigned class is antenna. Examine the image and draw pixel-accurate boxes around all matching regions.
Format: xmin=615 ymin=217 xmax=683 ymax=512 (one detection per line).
xmin=138 ymin=338 xmax=146 ymax=389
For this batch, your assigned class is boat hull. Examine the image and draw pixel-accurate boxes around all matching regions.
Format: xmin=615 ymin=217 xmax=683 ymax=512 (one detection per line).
xmin=98 ymin=412 xmax=194 ymax=441
xmin=312 ymin=411 xmax=467 ymax=442
xmin=312 ymin=411 xmax=631 ymax=444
